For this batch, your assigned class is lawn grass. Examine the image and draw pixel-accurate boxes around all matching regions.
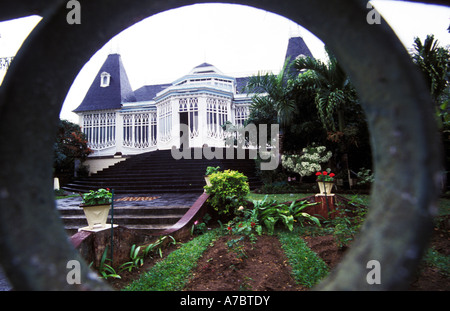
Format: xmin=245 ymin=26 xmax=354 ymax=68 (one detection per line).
xmin=277 ymin=229 xmax=329 ymax=288
xmin=247 ymin=192 xmax=314 ymax=203
xmin=423 ymin=247 xmax=450 ymax=276
xmin=55 ymin=194 xmax=78 ymax=200
xmin=123 ymin=229 xmax=220 ymax=291
xmin=123 ymin=228 xmax=330 ymax=291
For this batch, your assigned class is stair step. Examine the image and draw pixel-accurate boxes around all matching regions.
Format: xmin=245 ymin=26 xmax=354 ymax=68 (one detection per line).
xmin=64 ymin=224 xmax=170 ymax=236
xmin=58 ymin=206 xmax=190 ymax=216
xmin=61 ymin=214 xmax=183 ymax=226
xmin=61 ymin=148 xmax=261 ymax=201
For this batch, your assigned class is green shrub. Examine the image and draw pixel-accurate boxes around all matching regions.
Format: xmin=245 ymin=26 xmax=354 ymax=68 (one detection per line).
xmin=205 ymin=169 xmax=250 ymax=216
xmin=252 ymin=195 xmax=320 ymax=235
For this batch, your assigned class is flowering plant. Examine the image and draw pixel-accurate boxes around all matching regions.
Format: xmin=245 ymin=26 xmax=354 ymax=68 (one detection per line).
xmin=281 ymin=144 xmax=332 ymax=177
xmin=80 ymin=188 xmax=112 ymax=206
xmin=316 ymin=171 xmax=335 ymax=182
xmin=225 ymin=205 xmax=262 ymax=240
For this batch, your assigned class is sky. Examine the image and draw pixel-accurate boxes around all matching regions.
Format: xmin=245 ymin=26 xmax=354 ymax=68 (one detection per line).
xmin=0 ymin=1 xmax=449 ymax=123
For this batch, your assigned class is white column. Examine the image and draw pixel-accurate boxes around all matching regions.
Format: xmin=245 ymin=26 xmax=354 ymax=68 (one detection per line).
xmin=198 ymin=95 xmax=207 ymax=147
xmin=172 ymin=98 xmax=180 ymax=149
xmin=227 ymin=99 xmax=233 ymax=125
xmin=115 ymin=112 xmax=124 ymax=154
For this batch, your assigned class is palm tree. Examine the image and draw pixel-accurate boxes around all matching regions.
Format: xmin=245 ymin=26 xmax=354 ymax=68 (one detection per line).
xmin=293 ymin=47 xmax=359 ymax=133
xmin=412 ymin=35 xmax=450 ymax=131
xmin=293 ymin=48 xmax=367 ymax=187
xmin=244 ymin=59 xmax=298 ymax=155
xmin=412 ymin=34 xmax=449 ymax=104
xmin=412 ymin=35 xmax=450 ymax=187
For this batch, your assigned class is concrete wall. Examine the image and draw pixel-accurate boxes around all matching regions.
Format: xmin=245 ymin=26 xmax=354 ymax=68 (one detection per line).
xmin=84 ymin=157 xmax=127 ymax=175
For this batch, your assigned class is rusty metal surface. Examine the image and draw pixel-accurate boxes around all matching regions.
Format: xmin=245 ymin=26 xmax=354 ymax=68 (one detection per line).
xmin=0 ymin=0 xmax=442 ymax=290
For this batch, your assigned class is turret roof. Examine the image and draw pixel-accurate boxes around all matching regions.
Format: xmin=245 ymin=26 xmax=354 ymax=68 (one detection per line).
xmin=73 ymin=54 xmax=136 ymax=112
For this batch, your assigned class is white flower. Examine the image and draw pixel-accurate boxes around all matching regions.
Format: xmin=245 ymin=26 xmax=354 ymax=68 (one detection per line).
xmin=281 ymin=143 xmax=332 ymax=177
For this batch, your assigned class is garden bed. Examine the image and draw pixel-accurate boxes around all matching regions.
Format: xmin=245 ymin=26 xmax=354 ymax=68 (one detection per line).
xmin=185 ymin=235 xmax=305 ymax=291
xmin=101 ymin=196 xmax=450 ymax=291
xmin=105 ymin=223 xmax=449 ymax=291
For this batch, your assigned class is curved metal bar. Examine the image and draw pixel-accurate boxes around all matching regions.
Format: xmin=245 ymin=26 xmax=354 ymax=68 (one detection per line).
xmin=0 ymin=0 xmax=441 ymax=290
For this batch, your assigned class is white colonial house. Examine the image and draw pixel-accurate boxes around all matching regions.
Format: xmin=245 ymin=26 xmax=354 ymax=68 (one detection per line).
xmin=73 ymin=36 xmax=312 ymax=173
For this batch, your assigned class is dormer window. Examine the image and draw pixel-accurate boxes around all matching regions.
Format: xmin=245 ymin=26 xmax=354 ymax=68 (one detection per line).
xmin=100 ymin=72 xmax=111 ymax=87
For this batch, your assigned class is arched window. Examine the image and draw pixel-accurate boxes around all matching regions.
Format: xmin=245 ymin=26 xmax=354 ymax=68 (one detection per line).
xmin=100 ymin=72 xmax=111 ymax=87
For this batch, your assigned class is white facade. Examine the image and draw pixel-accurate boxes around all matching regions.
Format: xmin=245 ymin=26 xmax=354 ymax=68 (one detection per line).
xmin=74 ymin=36 xmax=312 ymax=167
xmin=77 ymin=63 xmax=252 ymax=158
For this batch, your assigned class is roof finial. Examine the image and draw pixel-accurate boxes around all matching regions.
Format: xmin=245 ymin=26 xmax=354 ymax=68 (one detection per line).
xmin=288 ymin=24 xmax=303 ymax=39
xmin=109 ymin=36 xmax=121 ymax=55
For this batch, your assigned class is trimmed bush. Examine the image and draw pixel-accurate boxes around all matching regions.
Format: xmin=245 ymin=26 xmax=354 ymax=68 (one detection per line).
xmin=205 ymin=169 xmax=250 ymax=216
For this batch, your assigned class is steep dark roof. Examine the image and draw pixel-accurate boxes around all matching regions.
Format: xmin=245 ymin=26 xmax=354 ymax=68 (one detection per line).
xmin=285 ymin=36 xmax=313 ymax=61
xmin=74 ymin=37 xmax=313 ymax=108
xmin=237 ymin=37 xmax=313 ymax=94
xmin=73 ymin=54 xmax=136 ymax=112
xmin=134 ymin=84 xmax=171 ymax=101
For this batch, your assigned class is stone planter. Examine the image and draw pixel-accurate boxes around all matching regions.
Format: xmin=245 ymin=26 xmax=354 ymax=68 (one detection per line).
xmin=317 ymin=181 xmax=334 ymax=195
xmin=81 ymin=204 xmax=111 ymax=229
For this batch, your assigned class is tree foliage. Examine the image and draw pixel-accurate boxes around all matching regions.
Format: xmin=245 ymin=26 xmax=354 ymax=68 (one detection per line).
xmin=412 ymin=34 xmax=450 ymax=103
xmin=293 ymin=47 xmax=363 ymax=135
xmin=244 ymin=59 xmax=326 ymax=152
xmin=53 ymin=119 xmax=92 ymax=177
xmin=411 ymin=34 xmax=450 ymax=129
xmin=244 ymin=59 xmax=298 ymax=127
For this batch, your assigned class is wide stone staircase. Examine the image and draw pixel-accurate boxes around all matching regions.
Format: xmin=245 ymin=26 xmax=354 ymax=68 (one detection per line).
xmin=62 ymin=148 xmax=262 ymax=194
xmin=57 ymin=193 xmax=199 ymax=236
xmin=59 ymin=148 xmax=262 ymax=235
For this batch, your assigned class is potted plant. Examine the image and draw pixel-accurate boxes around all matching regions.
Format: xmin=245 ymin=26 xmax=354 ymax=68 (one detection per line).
xmin=80 ymin=188 xmax=112 ymax=229
xmin=316 ymin=171 xmax=336 ymax=195
xmin=204 ymin=166 xmax=220 ymax=187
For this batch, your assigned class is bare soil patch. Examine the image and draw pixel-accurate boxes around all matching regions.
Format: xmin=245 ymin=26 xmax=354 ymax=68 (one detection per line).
xmin=185 ymin=235 xmax=305 ymax=291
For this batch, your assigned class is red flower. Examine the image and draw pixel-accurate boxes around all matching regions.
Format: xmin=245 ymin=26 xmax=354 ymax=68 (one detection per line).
xmin=106 ymin=188 xmax=110 ymax=191
xmin=323 ymin=171 xmax=328 ymax=175
xmin=227 ymin=226 xmax=232 ymax=231
xmin=315 ymin=172 xmax=322 ymax=176
xmin=329 ymin=173 xmax=335 ymax=178
xmin=251 ymin=222 xmax=256 ymax=227
xmin=238 ymin=223 xmax=242 ymax=228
